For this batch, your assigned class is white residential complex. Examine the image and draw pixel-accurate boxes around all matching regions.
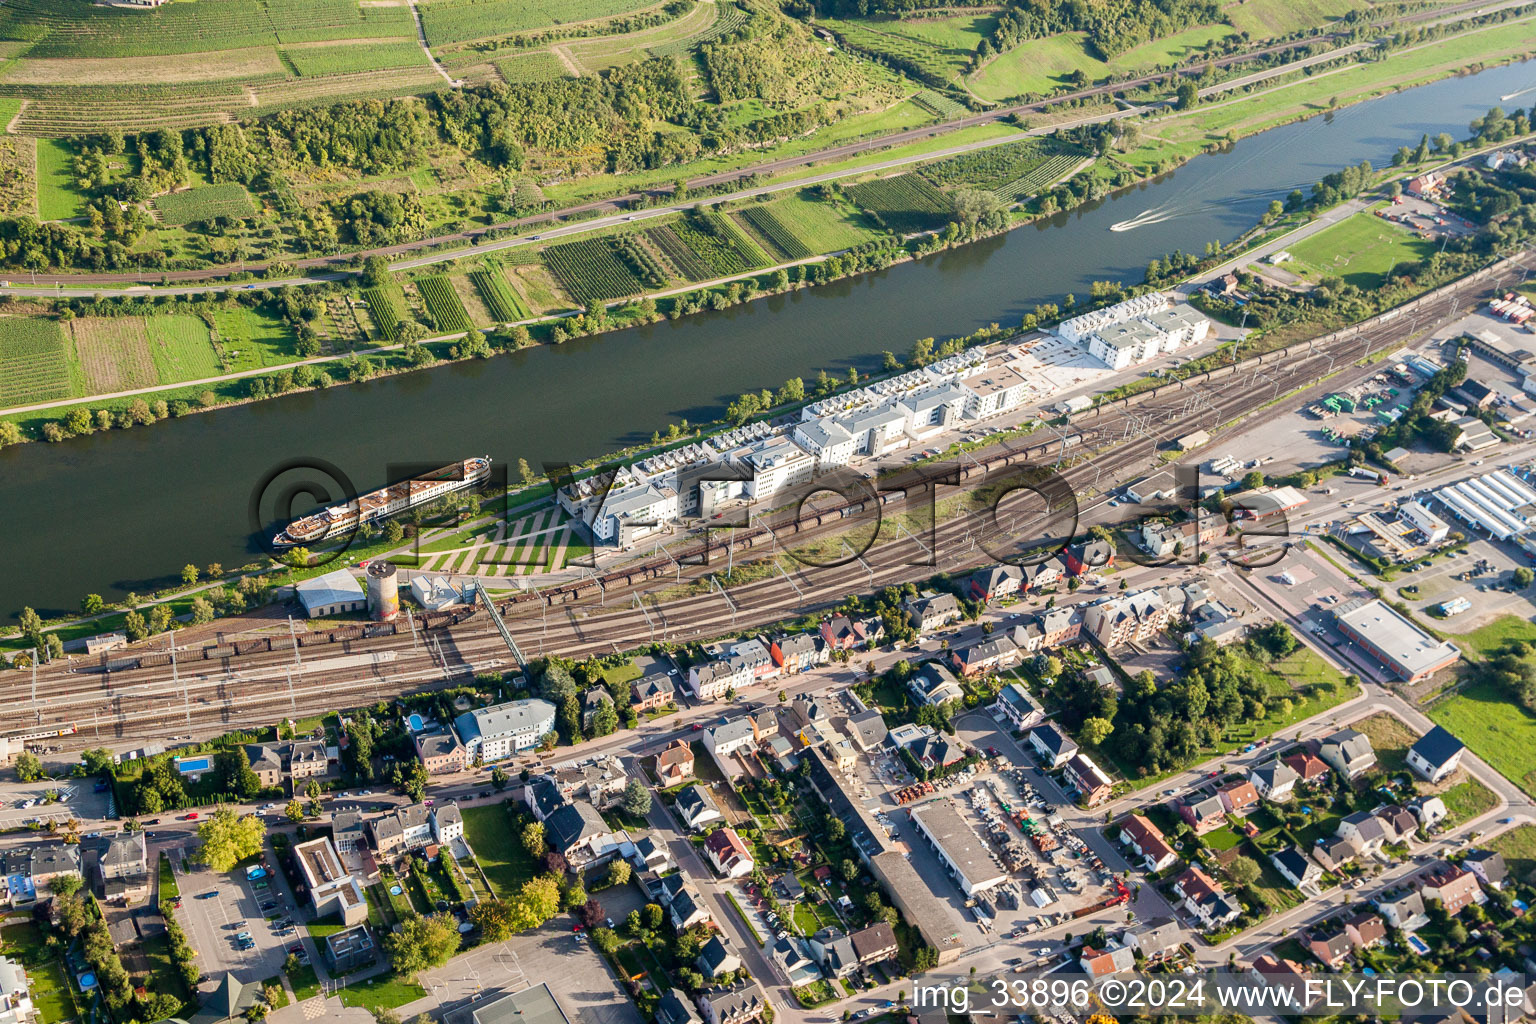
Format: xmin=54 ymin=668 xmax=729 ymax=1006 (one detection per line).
xmin=453 ymin=699 xmax=557 ymax=761
xmin=1057 ymin=293 xmax=1211 ymax=371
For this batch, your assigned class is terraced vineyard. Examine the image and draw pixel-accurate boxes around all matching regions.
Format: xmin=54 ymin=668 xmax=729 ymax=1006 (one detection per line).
xmin=418 ymin=275 xmax=474 ymax=333
xmin=993 ymin=153 xmax=1082 ymax=200
xmin=542 ymin=238 xmax=645 ymax=305
xmin=561 ymin=1 xmax=744 ymax=73
xmin=282 ymin=42 xmax=430 ymax=77
xmin=645 ymin=224 xmax=715 ymax=281
xmin=820 ymin=18 xmax=971 ymax=83
xmin=910 ymin=88 xmax=967 ymax=118
xmin=153 ymin=183 xmax=256 ymax=226
xmin=843 ymin=173 xmax=953 ymax=232
xmin=493 ymin=51 xmax=570 ymax=83
xmin=470 ymin=264 xmax=531 ymax=322
xmin=362 ymin=286 xmax=407 ymax=341
xmin=737 ymin=205 xmax=814 ymax=260
xmin=0 ymin=316 xmax=71 ymax=406
xmin=418 ymin=0 xmax=660 ymax=46
xmin=647 ymin=1 xmax=748 ymax=56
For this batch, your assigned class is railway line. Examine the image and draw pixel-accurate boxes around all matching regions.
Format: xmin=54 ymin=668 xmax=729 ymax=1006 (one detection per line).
xmin=4 ymin=253 xmax=1525 ymax=747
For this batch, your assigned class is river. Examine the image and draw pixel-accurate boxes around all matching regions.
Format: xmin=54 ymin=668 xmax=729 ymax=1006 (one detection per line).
xmin=4 ymin=59 xmax=1535 ymax=622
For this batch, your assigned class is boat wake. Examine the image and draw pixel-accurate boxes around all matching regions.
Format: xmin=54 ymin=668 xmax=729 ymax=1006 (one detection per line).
xmin=1501 ymin=85 xmax=1536 ymax=101
xmin=1110 ymin=203 xmax=1180 ymax=232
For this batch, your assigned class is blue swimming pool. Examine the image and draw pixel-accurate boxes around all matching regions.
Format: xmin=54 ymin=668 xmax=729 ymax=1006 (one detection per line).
xmin=175 ymin=756 xmax=210 ymax=774
xmin=1407 ymin=935 xmax=1431 ymax=955
xmin=407 ymin=714 xmax=425 ymax=732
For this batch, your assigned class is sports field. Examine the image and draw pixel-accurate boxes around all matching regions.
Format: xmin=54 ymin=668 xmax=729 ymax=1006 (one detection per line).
xmin=1283 ymin=208 xmax=1436 ymax=290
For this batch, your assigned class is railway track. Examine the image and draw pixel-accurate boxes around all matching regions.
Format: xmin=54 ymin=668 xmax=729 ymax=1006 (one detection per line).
xmin=5 ymin=254 xmax=1524 ymax=746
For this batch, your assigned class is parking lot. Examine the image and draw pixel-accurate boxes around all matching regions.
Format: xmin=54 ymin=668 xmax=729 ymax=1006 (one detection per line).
xmin=168 ymin=848 xmax=307 ymax=994
xmin=0 ymin=779 xmax=110 ymax=829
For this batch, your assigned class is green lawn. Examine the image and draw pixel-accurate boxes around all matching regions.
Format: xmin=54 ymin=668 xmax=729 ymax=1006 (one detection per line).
xmin=1441 ymin=777 xmax=1498 ymax=822
xmin=26 ymin=959 xmax=73 ymax=1024
xmin=288 ymin=962 xmax=321 ymax=1002
xmin=35 ymin=138 xmax=84 ymax=221
xmin=1446 ymin=613 xmax=1536 ymax=658
xmin=306 ymin=916 xmax=347 ymax=939
xmin=158 ymin=852 xmax=180 ymax=900
xmin=461 ymin=803 xmax=539 ymax=898
xmin=1283 ymin=206 xmax=1437 ymax=290
xmin=209 ymin=307 xmax=298 ymax=373
xmin=600 ymin=660 xmax=644 ymax=689
xmin=337 ymin=971 xmax=425 ymax=1011
xmin=1489 ymin=824 xmax=1536 ymax=883
xmin=1429 ymin=681 xmax=1536 ymax=797
xmin=261 ymin=976 xmax=290 ymax=1011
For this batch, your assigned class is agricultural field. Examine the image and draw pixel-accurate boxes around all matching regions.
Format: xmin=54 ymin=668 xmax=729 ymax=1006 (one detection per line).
xmin=153 ymin=184 xmax=257 ymax=227
xmin=418 ymin=0 xmax=660 ymax=46
xmin=70 ymin=317 xmax=161 ymax=394
xmin=737 ymin=205 xmax=814 ymax=260
xmin=843 ymin=172 xmax=953 ymax=232
xmin=967 ymin=23 xmax=1236 ymax=102
xmin=491 ymin=51 xmax=570 ymax=84
xmin=35 ymin=137 xmax=84 ymax=221
xmin=0 ymin=136 xmax=34 ymax=217
xmin=910 ymin=88 xmax=967 ymax=119
xmin=820 ymin=16 xmax=980 ymax=84
xmin=646 ymin=224 xmax=715 ymax=281
xmin=560 ymin=1 xmax=723 ymax=74
xmin=209 ymin=307 xmax=299 ymax=372
xmin=282 ymin=41 xmax=430 ymax=77
xmin=469 ymin=263 xmax=531 ymax=322
xmin=1283 ymin=208 xmax=1436 ymax=290
xmin=417 ymin=275 xmax=474 ymax=333
xmin=0 ymin=316 xmax=72 ymax=407
xmin=738 ymin=193 xmax=876 ymax=256
xmin=667 ymin=210 xmax=768 ymax=277
xmin=146 ymin=316 xmax=223 ymax=383
xmin=1223 ymin=0 xmax=1374 ymax=38
xmin=542 ymin=237 xmax=645 ymax=306
xmin=921 ymin=137 xmax=1082 ymax=197
xmin=360 ymin=285 xmax=409 ymax=342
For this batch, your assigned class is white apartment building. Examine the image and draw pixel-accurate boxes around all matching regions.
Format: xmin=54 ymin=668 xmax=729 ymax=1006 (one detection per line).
xmin=1143 ymin=305 xmax=1210 ymax=347
xmin=793 ymin=419 xmax=857 ymax=471
xmin=964 ymin=365 xmax=1030 ymax=420
xmin=837 ymin=402 xmax=911 ymax=456
xmin=1057 ymin=292 xmax=1168 ymax=344
xmin=1088 ymin=320 xmax=1168 ymax=370
xmin=453 ymin=699 xmax=557 ymax=761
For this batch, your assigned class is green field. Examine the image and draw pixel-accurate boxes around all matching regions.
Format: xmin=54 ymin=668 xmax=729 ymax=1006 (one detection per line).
xmin=543 ymin=237 xmax=646 ymax=305
xmin=209 ymin=307 xmax=297 ymax=372
xmin=1430 ymin=681 xmax=1536 ymax=796
xmin=283 ymin=41 xmax=429 ymax=77
xmin=843 ymin=172 xmax=953 ymax=233
xmin=419 ymin=0 xmax=658 ymax=45
xmin=337 ymin=971 xmax=425 ymax=1011
xmin=1447 ymin=613 xmax=1536 ymax=657
xmin=147 ymin=315 xmax=222 ymax=382
xmin=470 ymin=265 xmax=531 ymax=322
xmin=154 ymin=183 xmax=256 ymax=227
xmin=821 ymin=16 xmax=983 ymax=83
xmin=460 ymin=804 xmax=540 ymax=898
xmin=739 ymin=193 xmax=877 ymax=254
xmin=0 ymin=316 xmax=71 ymax=407
xmin=1283 ymin=207 xmax=1437 ymax=289
xmin=417 ymin=274 xmax=473 ymax=333
xmin=361 ymin=284 xmax=408 ymax=341
xmin=1224 ymin=0 xmax=1373 ymax=38
xmin=968 ymin=23 xmax=1236 ymax=102
xmin=35 ymin=137 xmax=84 ymax=221
xmin=1489 ymin=824 xmax=1536 ymax=883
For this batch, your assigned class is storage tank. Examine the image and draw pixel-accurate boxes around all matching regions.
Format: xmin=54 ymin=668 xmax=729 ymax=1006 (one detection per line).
xmin=366 ymin=561 xmax=399 ymax=621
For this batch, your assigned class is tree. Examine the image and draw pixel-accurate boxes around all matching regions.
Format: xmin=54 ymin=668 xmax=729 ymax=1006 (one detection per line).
xmin=1515 ymin=567 xmax=1534 ymax=588
xmin=1227 ymin=855 xmax=1261 ymax=886
xmin=622 ymin=779 xmax=652 ymax=818
xmin=382 ymin=913 xmax=461 ymax=980
xmin=1242 ymin=470 xmax=1264 ymax=490
xmin=469 ymin=899 xmax=516 ymax=941
xmin=394 ymin=760 xmax=429 ymax=802
xmin=305 ymin=779 xmax=322 ymax=802
xmin=15 ymin=752 xmax=43 ymax=782
xmin=181 ymin=564 xmax=199 ymax=585
xmin=490 ymin=766 xmax=509 ymax=791
xmin=508 ymin=875 xmax=562 ymax=932
xmin=517 ymin=458 xmax=535 ymax=486
xmin=81 ymin=748 xmax=114 ymax=775
xmin=191 ymin=597 xmax=216 ymax=625
xmin=191 ymin=808 xmax=266 ymax=873
xmin=1081 ymin=717 xmax=1114 ymax=746
xmin=50 ymin=873 xmax=82 ymax=896
xmin=1175 ymin=80 xmax=1199 ymax=109
xmin=361 ymin=254 xmax=392 ymax=289
xmin=826 ymin=815 xmax=845 ymax=841
xmin=285 ymin=800 xmax=305 ymax=823
xmin=81 ymin=594 xmax=104 ymax=615
xmin=521 ymin=821 xmax=546 ymax=858
xmin=605 ymin=859 xmax=631 ymax=888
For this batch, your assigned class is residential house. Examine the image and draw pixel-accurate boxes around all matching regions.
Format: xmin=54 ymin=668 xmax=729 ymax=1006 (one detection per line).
xmin=697 ymin=936 xmax=743 ymax=980
xmin=1079 ymin=943 xmax=1136 ymax=977
xmin=1065 ymin=539 xmax=1114 ymax=575
xmin=1318 ymin=728 xmax=1376 ymax=780
xmin=702 ymin=828 xmax=754 ymax=878
xmin=1034 ymin=606 xmax=1082 ymax=647
xmin=632 ymin=672 xmax=677 ymax=712
xmin=1173 ymin=866 xmax=1240 ymax=929
xmin=287 ymin=739 xmax=329 ymax=782
xmin=969 ymin=565 xmax=1025 ymax=604
xmin=767 ymin=633 xmax=824 ymax=675
xmin=545 ymin=801 xmax=628 ymax=871
xmin=688 ymin=659 xmax=748 ymax=702
xmin=729 ymin=639 xmax=779 ymax=684
xmin=1217 ymin=780 xmax=1259 ymax=816
xmin=413 ymin=727 xmax=468 ymax=775
xmin=84 ymin=833 xmax=149 ymax=905
xmin=769 ymin=937 xmax=818 ymax=985
xmin=948 ymin=636 xmax=1019 ymax=678
xmin=431 ymin=804 xmax=463 ymax=846
xmin=820 ymin=615 xmax=868 ymax=653
xmin=1247 ymin=955 xmax=1311 ymax=1007
xmin=909 ymin=661 xmax=965 ymax=705
xmin=1464 ymin=849 xmax=1508 ymax=889
xmin=581 ymin=688 xmax=615 ymax=732
xmin=1249 ymin=761 xmax=1299 ymax=803
xmin=1344 ymin=912 xmax=1386 ymax=951
xmin=1177 ymin=794 xmax=1227 ymax=835
xmin=704 ymin=719 xmax=759 ymax=769
xmin=697 ymin=980 xmax=768 ymax=1024
xmin=656 ymin=741 xmax=695 ymax=787
xmin=453 ymin=699 xmax=557 ymax=761
xmin=842 ymin=709 xmax=888 ymax=752
xmin=1311 ymin=835 xmax=1363 ymax=873
xmin=1418 ymin=864 xmax=1483 ymax=915
xmin=669 ymin=885 xmax=712 ymax=931
xmin=656 ymin=990 xmax=703 ymax=1024
xmin=1007 ymin=620 xmax=1043 ymax=654
xmin=849 ymin=922 xmax=898 ymax=966
xmin=1377 ymin=805 xmax=1419 ymax=844
xmin=0 ymin=955 xmax=34 ymax=1024
xmin=674 ymin=786 xmax=724 ymax=832
xmin=243 ymin=745 xmax=284 ymax=788
xmin=1375 ymin=888 xmax=1428 ymax=930
xmin=1283 ymin=752 xmax=1330 ymax=786
xmin=1407 ymin=725 xmax=1465 ymax=784
xmin=1064 ymin=754 xmax=1112 ymax=807
xmin=1336 ymin=811 xmax=1390 ymax=856
xmin=331 ymin=812 xmax=366 ymax=855
xmin=1027 ymin=724 xmax=1078 ymax=769
xmin=1411 ymin=796 xmax=1448 ymax=830
xmin=1305 ymin=926 xmax=1355 ymax=968
xmin=904 ymin=732 xmax=965 ymax=772
xmin=525 ymin=774 xmax=566 ymax=822
xmin=993 ymin=682 xmax=1044 ymax=732
xmin=1082 ymin=590 xmax=1169 ymax=648
xmin=1122 ymin=917 xmax=1183 ymax=961
xmin=808 ymin=927 xmax=859 ymax=978
xmin=1118 ymin=814 xmax=1178 ymax=873
xmin=906 ymin=592 xmax=962 ymax=633
xmin=1270 ymin=846 xmax=1322 ymax=890
xmin=630 ymin=835 xmax=672 ymax=875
